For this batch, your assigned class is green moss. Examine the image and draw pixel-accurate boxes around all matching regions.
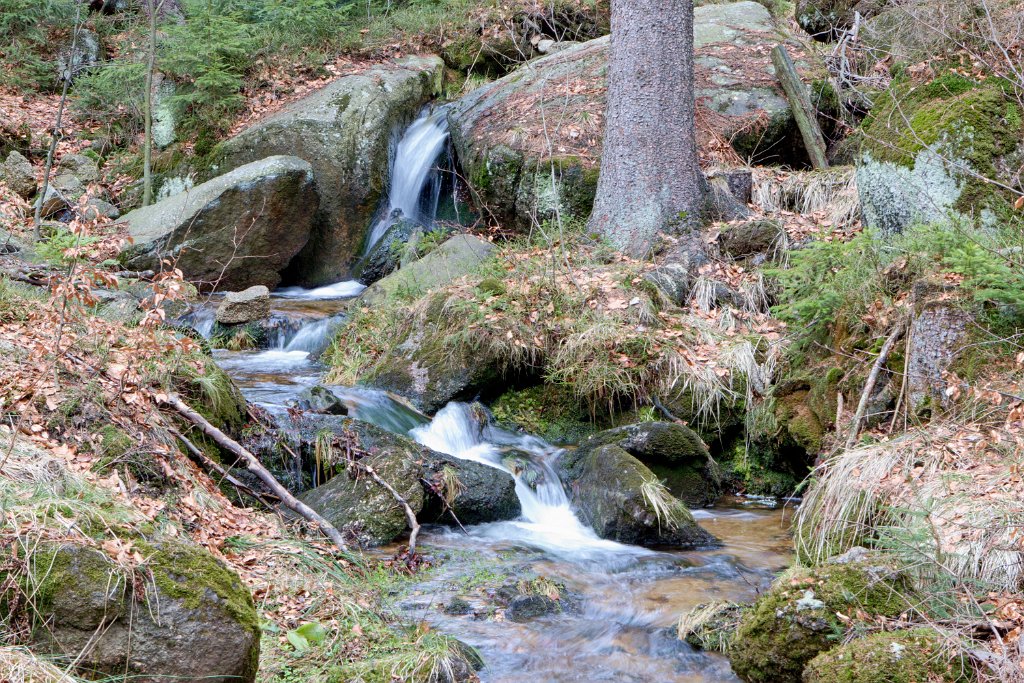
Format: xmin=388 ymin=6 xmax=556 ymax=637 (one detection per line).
xmin=804 ymin=628 xmax=970 ymax=683
xmin=860 ymin=75 xmax=1023 ymax=219
xmin=491 ymin=384 xmax=598 ymax=445
xmin=730 ymin=562 xmax=914 ymax=683
xmin=135 ymin=539 xmax=259 ymax=635
xmin=29 ymin=544 xmax=128 ymax=621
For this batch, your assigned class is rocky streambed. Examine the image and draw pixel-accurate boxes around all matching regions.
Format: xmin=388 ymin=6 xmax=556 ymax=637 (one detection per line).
xmin=188 ymin=282 xmax=793 ymax=682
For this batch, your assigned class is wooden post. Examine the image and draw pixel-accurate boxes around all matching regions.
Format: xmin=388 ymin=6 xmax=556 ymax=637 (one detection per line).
xmin=771 ymin=44 xmax=830 ymax=170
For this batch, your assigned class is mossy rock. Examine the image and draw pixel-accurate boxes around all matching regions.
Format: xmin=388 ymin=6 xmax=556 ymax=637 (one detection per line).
xmin=491 ymin=384 xmax=598 ymax=445
xmin=729 ymin=561 xmax=915 ymax=683
xmin=578 ymin=422 xmax=723 ymax=507
xmin=803 ymin=628 xmax=971 ymax=683
xmin=678 ymin=601 xmax=747 ymax=653
xmin=556 ymin=443 xmax=717 ymax=547
xmin=30 ymin=540 xmax=259 ymax=682
xmin=296 ymin=417 xmax=518 ymax=545
xmin=857 ymin=74 xmax=1024 ymax=234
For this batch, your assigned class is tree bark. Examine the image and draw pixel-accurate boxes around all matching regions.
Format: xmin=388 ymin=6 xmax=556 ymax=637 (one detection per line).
xmin=587 ymin=0 xmax=707 ymax=256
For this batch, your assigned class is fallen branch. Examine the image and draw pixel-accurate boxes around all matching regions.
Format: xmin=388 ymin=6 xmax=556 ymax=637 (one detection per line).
xmin=845 ymin=324 xmax=905 ymax=450
xmin=351 ymin=460 xmax=421 ymax=556
xmin=159 ymin=392 xmax=349 ymax=551
xmin=168 ymin=426 xmax=277 ymax=508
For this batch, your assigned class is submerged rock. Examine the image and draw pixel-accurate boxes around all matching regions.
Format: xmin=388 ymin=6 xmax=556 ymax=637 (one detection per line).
xmin=506 ymin=594 xmax=560 ymax=622
xmin=579 ymin=422 xmax=723 ymax=507
xmin=30 ymin=541 xmax=259 ymax=683
xmin=296 ymin=417 xmax=518 ymax=546
xmin=556 ymin=443 xmax=716 ymax=547
xmin=728 ymin=561 xmax=914 ymax=682
xmin=216 ymin=285 xmax=271 ymax=324
xmin=119 ymin=156 xmax=317 ymax=291
xmin=207 ymin=57 xmax=443 ymax=286
xmin=296 ymin=384 xmax=349 ymax=415
xmin=450 ymin=1 xmax=812 ymax=229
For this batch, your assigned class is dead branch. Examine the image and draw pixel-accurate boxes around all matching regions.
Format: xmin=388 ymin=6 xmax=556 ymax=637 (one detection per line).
xmin=159 ymin=393 xmax=349 ymax=551
xmin=350 ymin=460 xmax=421 ymax=556
xmin=168 ymin=426 xmax=277 ymax=508
xmin=845 ymin=324 xmax=905 ymax=450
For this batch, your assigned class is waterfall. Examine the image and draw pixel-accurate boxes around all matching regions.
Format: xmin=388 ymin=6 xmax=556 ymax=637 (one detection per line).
xmin=364 ymin=107 xmax=450 ymax=252
xmin=410 ymin=403 xmax=646 ymax=560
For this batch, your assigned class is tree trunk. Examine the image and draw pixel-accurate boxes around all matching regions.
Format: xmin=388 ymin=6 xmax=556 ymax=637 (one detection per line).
xmin=587 ymin=0 xmax=707 ymax=256
xmin=142 ymin=0 xmax=158 ymax=207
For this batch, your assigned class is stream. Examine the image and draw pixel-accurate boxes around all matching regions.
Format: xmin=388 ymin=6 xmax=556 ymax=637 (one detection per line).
xmin=186 ymin=107 xmax=794 ymax=681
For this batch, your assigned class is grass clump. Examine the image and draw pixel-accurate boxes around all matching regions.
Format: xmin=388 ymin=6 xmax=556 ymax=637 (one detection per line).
xmin=328 ymin=230 xmax=776 ymax=428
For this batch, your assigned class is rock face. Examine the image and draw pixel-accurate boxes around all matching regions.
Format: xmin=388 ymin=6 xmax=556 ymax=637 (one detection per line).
xmin=450 ymin=1 xmax=810 ymax=230
xmin=353 ymin=211 xmax=421 ymax=285
xmin=728 ymin=561 xmax=913 ymax=683
xmin=207 ymin=57 xmax=444 ymax=286
xmin=119 ymin=156 xmax=318 ymax=291
xmin=297 ymin=417 xmax=519 ymax=546
xmin=907 ymin=282 xmax=970 ymax=416
xmin=31 ymin=541 xmax=260 ymax=683
xmin=857 ymin=75 xmax=1023 ymax=234
xmin=3 ymin=151 xmax=36 ymax=198
xmin=216 ymin=285 xmax=271 ymax=324
xmin=579 ymin=422 xmax=723 ymax=507
xmin=359 ymin=234 xmax=495 ymax=307
xmin=555 ymin=443 xmax=716 ymax=547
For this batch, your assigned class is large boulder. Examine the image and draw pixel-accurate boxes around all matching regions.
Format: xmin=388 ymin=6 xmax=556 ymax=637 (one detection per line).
xmin=555 ymin=443 xmax=716 ymax=547
xmin=207 ymin=57 xmax=444 ymax=286
xmin=450 ymin=1 xmax=813 ymax=230
xmin=119 ymin=156 xmax=318 ymax=290
xmin=578 ymin=422 xmax=723 ymax=507
xmin=30 ymin=540 xmax=259 ymax=683
xmin=857 ymin=75 xmax=1024 ymax=235
xmin=358 ymin=233 xmax=495 ymax=306
xmin=297 ymin=417 xmax=519 ymax=546
xmin=728 ymin=560 xmax=914 ymax=683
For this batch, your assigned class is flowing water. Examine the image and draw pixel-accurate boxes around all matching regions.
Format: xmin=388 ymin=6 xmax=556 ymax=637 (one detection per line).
xmin=364 ymin=107 xmax=450 ymax=251
xmin=185 ymin=110 xmax=793 ymax=681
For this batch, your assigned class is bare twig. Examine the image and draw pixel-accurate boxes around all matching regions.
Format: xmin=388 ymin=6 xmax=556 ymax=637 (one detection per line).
xmin=845 ymin=324 xmax=905 ymax=450
xmin=158 ymin=392 xmax=349 ymax=551
xmin=351 ymin=460 xmax=421 ymax=556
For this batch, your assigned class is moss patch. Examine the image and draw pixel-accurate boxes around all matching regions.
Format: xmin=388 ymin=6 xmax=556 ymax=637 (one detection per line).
xmin=804 ymin=628 xmax=970 ymax=683
xmin=729 ymin=562 xmax=915 ymax=683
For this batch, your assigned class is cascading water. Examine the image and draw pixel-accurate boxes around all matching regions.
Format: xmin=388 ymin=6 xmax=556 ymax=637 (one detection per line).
xmin=364 ymin=107 xmax=450 ymax=252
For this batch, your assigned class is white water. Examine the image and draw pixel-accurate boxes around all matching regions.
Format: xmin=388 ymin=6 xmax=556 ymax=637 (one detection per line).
xmin=411 ymin=403 xmax=649 ymax=562
xmin=364 ymin=107 xmax=450 ymax=252
xmin=275 ymin=280 xmax=366 ymax=300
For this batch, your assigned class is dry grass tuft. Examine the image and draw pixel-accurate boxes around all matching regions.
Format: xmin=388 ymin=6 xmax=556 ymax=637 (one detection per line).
xmin=752 ymin=166 xmax=860 ymax=229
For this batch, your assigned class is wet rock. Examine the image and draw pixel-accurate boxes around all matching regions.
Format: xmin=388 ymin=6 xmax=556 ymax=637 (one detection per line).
xmin=60 ymin=153 xmax=101 ymax=183
xmin=2 ymin=151 xmax=36 ymax=199
xmin=297 ymin=417 xmax=518 ymax=546
xmin=555 ymin=443 xmax=716 ymax=547
xmin=443 ymin=596 xmax=473 ymax=615
xmin=803 ymin=628 xmax=966 ymax=683
xmin=216 ymin=286 xmax=271 ymax=325
xmin=207 ymin=57 xmax=443 ymax=286
xmin=577 ymin=422 xmax=722 ymax=507
xmin=728 ymin=561 xmax=913 ymax=683
xmin=353 ymin=211 xmax=421 ymax=285
xmin=359 ymin=234 xmax=495 ymax=306
xmin=450 ymin=1 xmax=813 ymax=229
xmin=31 ymin=540 xmax=260 ymax=683
xmin=297 ymin=385 xmax=349 ymax=415
xmin=506 ymin=595 xmax=559 ymax=622
xmin=119 ymin=156 xmax=318 ymax=291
